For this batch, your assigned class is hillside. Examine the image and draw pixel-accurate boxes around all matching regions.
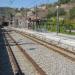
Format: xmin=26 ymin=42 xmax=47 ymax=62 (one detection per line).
xmin=60 ymin=3 xmax=75 ymax=11
xmin=0 ymin=7 xmax=16 ymax=17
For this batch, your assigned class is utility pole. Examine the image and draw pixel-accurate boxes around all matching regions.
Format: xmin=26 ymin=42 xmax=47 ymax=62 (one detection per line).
xmin=25 ymin=9 xmax=27 ymax=20
xmin=56 ymin=5 xmax=59 ymax=35
xmin=35 ymin=5 xmax=38 ymax=30
xmin=25 ymin=9 xmax=28 ymax=28
xmin=35 ymin=5 xmax=38 ymax=20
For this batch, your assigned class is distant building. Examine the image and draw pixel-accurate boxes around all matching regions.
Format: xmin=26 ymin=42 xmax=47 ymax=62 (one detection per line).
xmin=27 ymin=6 xmax=48 ymax=21
xmin=0 ymin=13 xmax=10 ymax=26
xmin=14 ymin=12 xmax=28 ymax=28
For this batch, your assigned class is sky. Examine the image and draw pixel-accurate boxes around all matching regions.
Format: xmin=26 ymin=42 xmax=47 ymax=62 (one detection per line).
xmin=0 ymin=0 xmax=58 ymax=8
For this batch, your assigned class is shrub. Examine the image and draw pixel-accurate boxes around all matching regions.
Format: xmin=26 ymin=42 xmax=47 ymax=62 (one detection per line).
xmin=69 ymin=7 xmax=75 ymax=19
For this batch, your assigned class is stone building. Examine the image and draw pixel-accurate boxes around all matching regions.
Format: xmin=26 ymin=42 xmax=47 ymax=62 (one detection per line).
xmin=12 ymin=6 xmax=48 ymax=28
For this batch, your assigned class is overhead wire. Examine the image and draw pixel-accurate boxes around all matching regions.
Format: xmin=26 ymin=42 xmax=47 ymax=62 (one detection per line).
xmin=24 ymin=0 xmax=45 ymax=8
xmin=9 ymin=0 xmax=15 ymax=4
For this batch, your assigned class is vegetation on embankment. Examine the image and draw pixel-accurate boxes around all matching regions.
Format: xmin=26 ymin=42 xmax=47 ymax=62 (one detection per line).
xmin=34 ymin=0 xmax=75 ymax=35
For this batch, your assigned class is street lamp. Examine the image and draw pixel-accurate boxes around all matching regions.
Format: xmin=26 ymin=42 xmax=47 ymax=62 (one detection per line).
xmin=56 ymin=5 xmax=59 ymax=35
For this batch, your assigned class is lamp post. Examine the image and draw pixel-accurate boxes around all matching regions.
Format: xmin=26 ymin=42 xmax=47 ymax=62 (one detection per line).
xmin=56 ymin=5 xmax=59 ymax=35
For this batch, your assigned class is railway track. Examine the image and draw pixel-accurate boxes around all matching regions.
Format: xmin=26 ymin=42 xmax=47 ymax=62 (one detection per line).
xmin=3 ymin=30 xmax=24 ymax=75
xmin=14 ymin=30 xmax=75 ymax=61
xmin=4 ymin=30 xmax=47 ymax=75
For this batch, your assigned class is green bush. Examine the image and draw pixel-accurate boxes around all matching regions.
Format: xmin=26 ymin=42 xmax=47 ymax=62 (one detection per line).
xmin=70 ymin=7 xmax=75 ymax=19
xmin=58 ymin=0 xmax=71 ymax=4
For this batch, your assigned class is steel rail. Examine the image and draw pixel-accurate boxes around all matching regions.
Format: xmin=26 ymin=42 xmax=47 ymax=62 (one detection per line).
xmin=7 ymin=31 xmax=47 ymax=75
xmin=15 ymin=31 xmax=75 ymax=61
xmin=3 ymin=30 xmax=24 ymax=75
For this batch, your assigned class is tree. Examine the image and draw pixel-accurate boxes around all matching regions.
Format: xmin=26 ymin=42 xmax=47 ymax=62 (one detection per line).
xmin=46 ymin=8 xmax=56 ymax=18
xmin=69 ymin=7 xmax=75 ymax=19
xmin=47 ymin=8 xmax=66 ymax=18
xmin=70 ymin=0 xmax=75 ymax=2
xmin=58 ymin=8 xmax=66 ymax=16
xmin=58 ymin=0 xmax=71 ymax=4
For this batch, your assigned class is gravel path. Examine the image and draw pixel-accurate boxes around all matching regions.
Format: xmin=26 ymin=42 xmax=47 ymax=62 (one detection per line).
xmin=9 ymin=30 xmax=75 ymax=75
